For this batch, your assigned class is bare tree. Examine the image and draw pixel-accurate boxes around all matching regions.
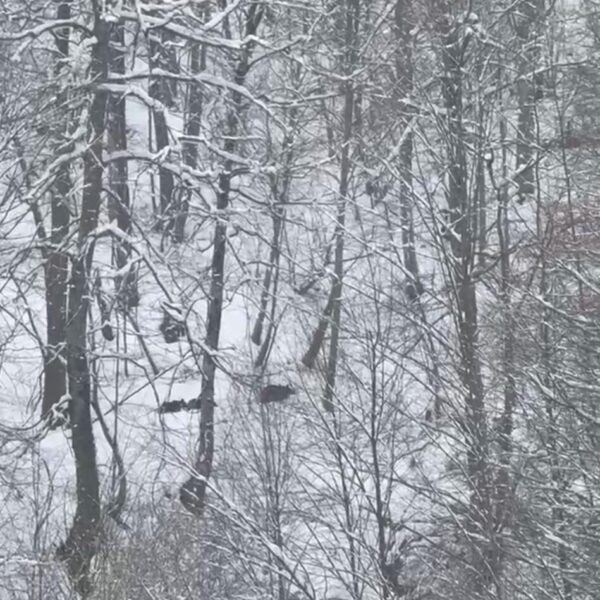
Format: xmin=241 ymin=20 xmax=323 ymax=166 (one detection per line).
xmin=107 ymin=11 xmax=137 ymax=311
xmin=56 ymin=3 xmax=110 ymax=594
xmin=394 ymin=0 xmax=423 ymax=302
xmin=513 ymin=0 xmax=546 ymax=202
xmin=181 ymin=2 xmax=266 ymax=516
xmin=41 ymin=0 xmax=72 ymax=425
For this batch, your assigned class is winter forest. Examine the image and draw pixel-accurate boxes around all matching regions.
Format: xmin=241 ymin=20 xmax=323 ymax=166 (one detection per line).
xmin=3 ymin=0 xmax=600 ymax=598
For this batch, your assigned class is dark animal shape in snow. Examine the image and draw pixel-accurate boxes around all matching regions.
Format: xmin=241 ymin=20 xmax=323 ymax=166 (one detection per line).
xmin=405 ymin=279 xmax=424 ymax=302
xmin=95 ymin=273 xmax=114 ymax=341
xmin=180 ymin=456 xmax=211 ymax=515
xmin=121 ymin=282 xmax=140 ymax=310
xmin=159 ymin=302 xmax=186 ymax=343
xmin=259 ymin=384 xmax=296 ymax=404
xmin=158 ymin=398 xmax=205 ymax=413
xmin=101 ymin=322 xmax=115 ymax=341
xmin=381 ymin=555 xmax=409 ymax=597
xmin=158 ymin=399 xmax=188 ymax=414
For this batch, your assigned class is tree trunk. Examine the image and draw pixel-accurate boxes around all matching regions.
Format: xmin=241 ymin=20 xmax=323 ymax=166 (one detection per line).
xmin=323 ymin=0 xmax=360 ymax=413
xmin=107 ymin=16 xmax=136 ymax=308
xmin=490 ymin=109 xmax=515 ymax=599
xmin=181 ymin=4 xmax=265 ymax=516
xmin=252 ymin=100 xmax=298 ymax=358
xmin=42 ymin=0 xmax=72 ymax=425
xmin=177 ymin=17 xmax=207 ymax=243
xmin=394 ymin=0 xmax=422 ymax=302
xmin=57 ymin=8 xmax=109 ymax=595
xmin=148 ymin=30 xmax=175 ymax=231
xmin=252 ymin=206 xmax=283 ymax=349
xmin=302 ymin=284 xmax=335 ymax=369
xmin=514 ymin=0 xmax=545 ymax=202
xmin=438 ymin=11 xmax=493 ymax=593
xmin=536 ymin=152 xmax=573 ymax=600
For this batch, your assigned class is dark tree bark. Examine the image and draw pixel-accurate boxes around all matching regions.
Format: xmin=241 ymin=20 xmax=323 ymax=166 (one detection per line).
xmin=513 ymin=0 xmax=545 ymax=202
xmin=181 ymin=3 xmax=265 ymax=516
xmin=252 ymin=103 xmax=298 ymax=363
xmin=252 ymin=204 xmax=284 ymax=364
xmin=394 ymin=0 xmax=423 ymax=302
xmin=107 ymin=15 xmax=137 ymax=308
xmin=301 ymin=284 xmax=335 ymax=369
xmin=437 ymin=9 xmax=493 ymax=593
xmin=176 ymin=16 xmax=207 ymax=243
xmin=56 ymin=5 xmax=110 ymax=595
xmin=323 ymin=0 xmax=360 ymax=413
xmin=493 ymin=107 xmax=516 ymax=539
xmin=148 ymin=29 xmax=175 ymax=231
xmin=42 ymin=0 xmax=72 ymax=425
xmin=535 ymin=129 xmax=573 ymax=600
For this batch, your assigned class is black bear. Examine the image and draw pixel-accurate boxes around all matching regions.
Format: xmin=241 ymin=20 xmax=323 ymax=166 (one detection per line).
xmin=259 ymin=384 xmax=296 ymax=404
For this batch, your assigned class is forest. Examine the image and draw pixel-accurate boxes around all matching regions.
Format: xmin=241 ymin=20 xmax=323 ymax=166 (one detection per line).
xmin=1 ymin=0 xmax=600 ymax=599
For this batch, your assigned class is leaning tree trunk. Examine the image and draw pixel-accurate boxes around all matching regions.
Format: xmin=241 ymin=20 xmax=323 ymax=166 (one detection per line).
xmin=42 ymin=0 xmax=72 ymax=425
xmin=301 ymin=284 xmax=335 ymax=369
xmin=56 ymin=8 xmax=109 ymax=596
xmin=180 ymin=4 xmax=265 ymax=516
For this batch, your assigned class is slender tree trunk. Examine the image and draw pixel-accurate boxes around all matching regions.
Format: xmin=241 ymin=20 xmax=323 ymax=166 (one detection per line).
xmin=177 ymin=18 xmax=207 ymax=243
xmin=57 ymin=8 xmax=109 ymax=595
xmin=490 ymin=107 xmax=515 ymax=598
xmin=367 ymin=332 xmax=392 ymax=600
xmin=514 ymin=0 xmax=545 ymax=202
xmin=475 ymin=58 xmax=488 ymax=265
xmin=153 ymin=111 xmax=174 ymax=226
xmin=42 ymin=0 xmax=72 ymax=424
xmin=181 ymin=4 xmax=265 ymax=515
xmin=394 ymin=0 xmax=422 ymax=302
xmin=437 ymin=11 xmax=493 ymax=593
xmin=148 ymin=30 xmax=174 ymax=231
xmin=253 ymin=122 xmax=299 ymax=369
xmin=536 ymin=145 xmax=573 ymax=600
xmin=302 ymin=284 xmax=335 ymax=369
xmin=107 ymin=16 xmax=136 ymax=308
xmin=252 ymin=206 xmax=283 ymax=348
xmin=252 ymin=101 xmax=298 ymax=359
xmin=323 ymin=0 xmax=360 ymax=413
xmin=540 ymin=276 xmax=573 ymax=600
xmin=259 ymin=409 xmax=287 ymax=600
